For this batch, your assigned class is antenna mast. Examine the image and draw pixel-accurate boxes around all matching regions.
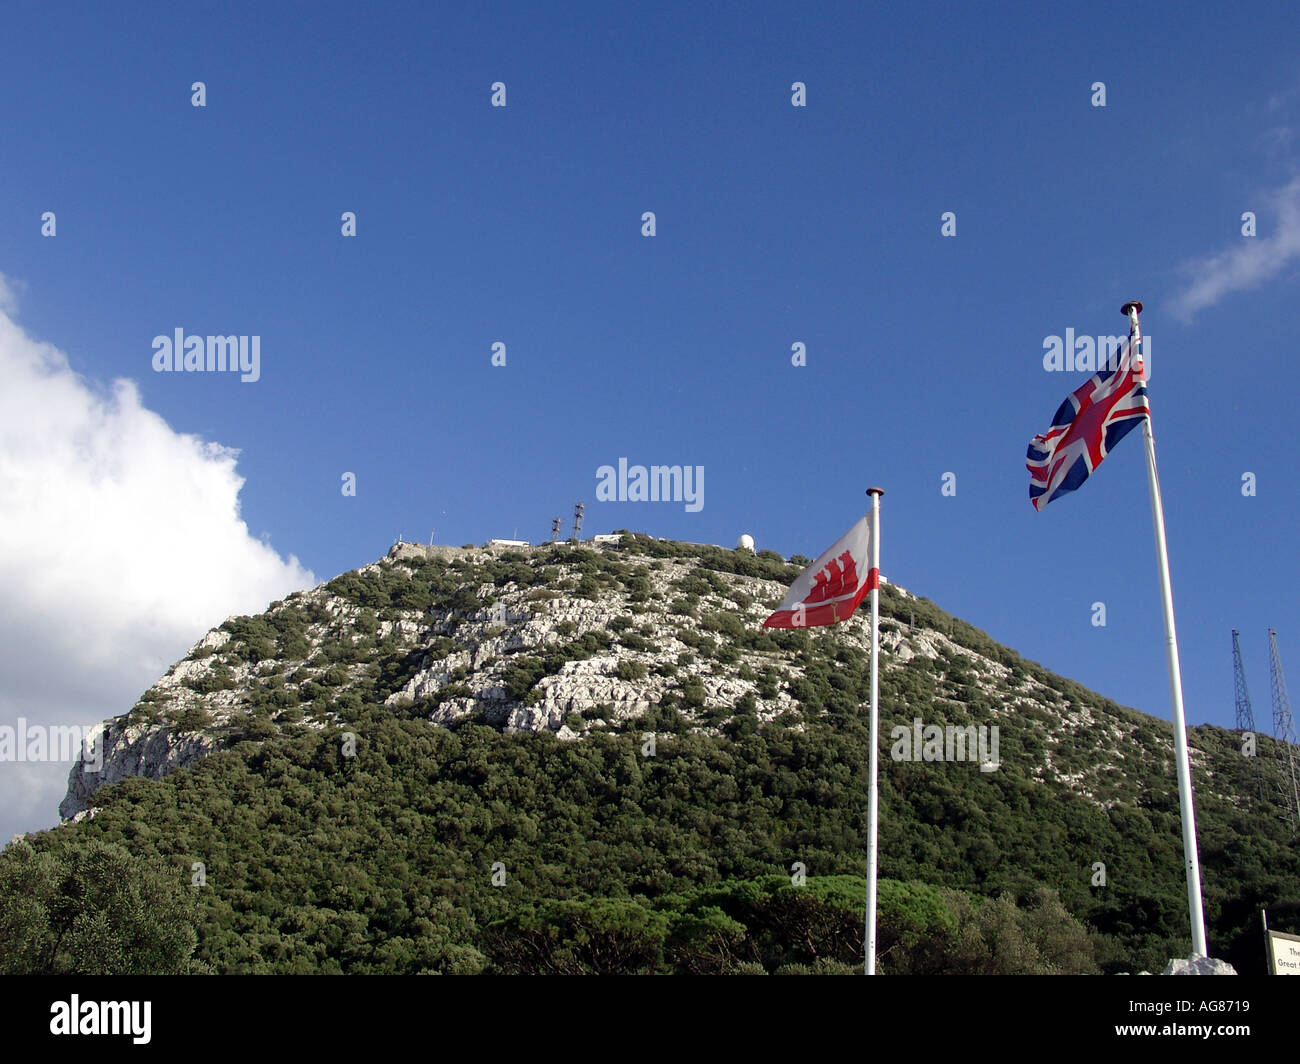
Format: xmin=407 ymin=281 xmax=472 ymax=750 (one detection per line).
xmin=1269 ymin=629 xmax=1300 ymax=831
xmin=1233 ymin=629 xmax=1256 ymax=732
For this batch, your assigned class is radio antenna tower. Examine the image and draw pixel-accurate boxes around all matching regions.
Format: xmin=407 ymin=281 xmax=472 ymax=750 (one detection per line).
xmin=1233 ymin=629 xmax=1267 ymax=803
xmin=1233 ymin=630 xmax=1256 ymax=732
xmin=1269 ymin=629 xmax=1300 ymax=831
xmin=550 ymin=517 xmax=563 ymax=542
xmin=571 ymin=502 xmax=585 ymax=542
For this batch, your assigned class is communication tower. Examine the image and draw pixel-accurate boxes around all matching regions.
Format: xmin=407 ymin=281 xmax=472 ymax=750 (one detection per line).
xmin=1269 ymin=629 xmax=1300 ymax=831
xmin=1233 ymin=630 xmax=1256 ymax=732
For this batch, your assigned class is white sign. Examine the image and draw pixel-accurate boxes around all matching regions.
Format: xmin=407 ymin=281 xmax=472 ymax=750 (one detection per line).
xmin=1268 ymin=930 xmax=1300 ymax=975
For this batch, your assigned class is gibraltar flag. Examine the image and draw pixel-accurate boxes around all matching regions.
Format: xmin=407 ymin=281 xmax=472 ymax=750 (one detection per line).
xmin=763 ymin=516 xmax=877 ymax=628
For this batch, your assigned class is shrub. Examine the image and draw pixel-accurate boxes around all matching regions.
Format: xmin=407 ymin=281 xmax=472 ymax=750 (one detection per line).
xmin=127 ymin=702 xmax=163 ymax=726
xmin=319 ymin=666 xmax=349 ymax=687
xmin=700 ymin=612 xmax=746 ymax=641
xmin=616 ymin=660 xmax=648 ymax=681
xmin=280 ymin=634 xmax=311 ymax=659
xmin=241 ymin=716 xmax=278 ymax=741
xmin=431 ymin=683 xmax=474 ymax=707
xmin=184 ymin=665 xmax=236 ymax=695
xmin=173 ymin=707 xmax=213 ymax=733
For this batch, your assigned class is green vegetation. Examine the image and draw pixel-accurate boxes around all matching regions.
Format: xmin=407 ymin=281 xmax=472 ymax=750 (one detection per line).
xmin=0 ymin=839 xmax=201 ymax=974
xmin=9 ymin=538 xmax=1299 ymax=975
xmin=6 ymin=701 xmax=1296 ymax=974
xmin=616 ymin=660 xmax=648 ymax=681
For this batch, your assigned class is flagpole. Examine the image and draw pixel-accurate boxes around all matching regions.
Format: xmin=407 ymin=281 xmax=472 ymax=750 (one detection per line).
xmin=1124 ymin=300 xmax=1209 ymax=958
xmin=864 ymin=487 xmax=883 ymax=973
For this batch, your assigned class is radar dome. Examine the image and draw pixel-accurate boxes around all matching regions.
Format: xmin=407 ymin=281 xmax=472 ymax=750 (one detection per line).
xmin=737 ymin=534 xmax=755 ymax=552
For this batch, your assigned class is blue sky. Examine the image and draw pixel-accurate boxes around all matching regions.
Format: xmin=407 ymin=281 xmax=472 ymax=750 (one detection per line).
xmin=2 ymin=0 xmax=1300 ymax=836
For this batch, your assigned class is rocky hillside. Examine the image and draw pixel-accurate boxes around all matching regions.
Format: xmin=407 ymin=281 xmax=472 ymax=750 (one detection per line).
xmin=30 ymin=532 xmax=1300 ymax=974
xmin=62 ymin=535 xmax=1132 ymax=815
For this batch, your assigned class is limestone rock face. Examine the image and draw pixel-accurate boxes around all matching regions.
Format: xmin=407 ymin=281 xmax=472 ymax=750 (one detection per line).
xmin=56 ymin=536 xmax=1189 ymax=829
xmin=1163 ymin=955 xmax=1238 ymax=975
xmin=59 ymin=719 xmax=220 ymax=819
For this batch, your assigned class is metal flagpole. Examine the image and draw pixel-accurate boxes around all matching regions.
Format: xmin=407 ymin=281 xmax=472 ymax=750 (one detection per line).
xmin=864 ymin=487 xmax=884 ymax=973
xmin=1124 ymin=300 xmax=1209 ymax=957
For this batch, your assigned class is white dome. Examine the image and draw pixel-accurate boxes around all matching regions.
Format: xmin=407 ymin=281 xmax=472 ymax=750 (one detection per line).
xmin=737 ymin=534 xmax=755 ymax=552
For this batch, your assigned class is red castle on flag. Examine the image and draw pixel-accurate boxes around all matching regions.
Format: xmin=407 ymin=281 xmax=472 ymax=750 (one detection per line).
xmin=763 ymin=516 xmax=876 ymax=629
xmin=809 ymin=550 xmax=858 ymax=604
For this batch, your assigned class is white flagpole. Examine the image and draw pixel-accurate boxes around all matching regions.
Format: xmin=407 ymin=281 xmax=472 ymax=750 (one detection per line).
xmin=864 ymin=487 xmax=884 ymax=973
xmin=1124 ymin=300 xmax=1209 ymax=958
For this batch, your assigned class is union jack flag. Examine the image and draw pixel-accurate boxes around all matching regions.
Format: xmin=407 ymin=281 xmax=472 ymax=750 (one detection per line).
xmin=1026 ymin=329 xmax=1149 ymax=511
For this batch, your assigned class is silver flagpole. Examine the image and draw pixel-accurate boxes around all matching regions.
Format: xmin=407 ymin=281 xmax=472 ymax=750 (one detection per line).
xmin=1124 ymin=300 xmax=1209 ymax=957
xmin=865 ymin=487 xmax=884 ymax=973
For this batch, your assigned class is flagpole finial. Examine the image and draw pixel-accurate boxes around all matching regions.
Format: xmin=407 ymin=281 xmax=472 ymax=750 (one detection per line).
xmin=866 ymin=487 xmax=884 ymax=497
xmin=1121 ymin=300 xmax=1143 ymax=317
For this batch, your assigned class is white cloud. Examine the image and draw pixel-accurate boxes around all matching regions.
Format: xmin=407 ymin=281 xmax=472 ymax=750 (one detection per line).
xmin=1170 ymin=175 xmax=1300 ymax=320
xmin=0 ymin=273 xmax=22 ymax=314
xmin=0 ymin=277 xmax=314 ymax=843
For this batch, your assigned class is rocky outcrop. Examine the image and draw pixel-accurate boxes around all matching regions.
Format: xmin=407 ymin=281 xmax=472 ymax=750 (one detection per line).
xmin=1163 ymin=955 xmax=1238 ymax=975
xmin=56 ymin=535 xmax=1179 ymax=825
xmin=59 ymin=720 xmax=222 ymax=819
